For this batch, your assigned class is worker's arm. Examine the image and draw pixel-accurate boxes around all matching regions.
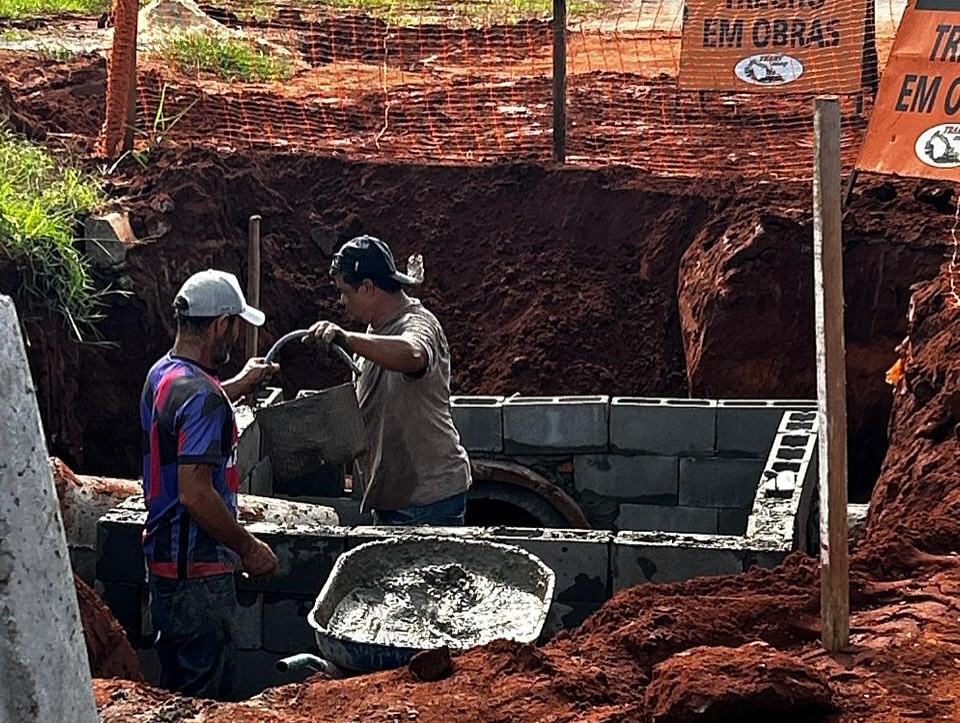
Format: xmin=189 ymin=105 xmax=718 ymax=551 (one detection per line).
xmin=342 ymin=332 xmax=427 ymax=374
xmin=308 ymin=320 xmax=429 ymax=375
xmin=178 ymin=464 xmax=277 ymax=577
xmin=221 ymin=358 xmax=280 ymax=402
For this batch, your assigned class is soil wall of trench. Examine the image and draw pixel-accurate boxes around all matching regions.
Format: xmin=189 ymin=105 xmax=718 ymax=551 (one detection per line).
xmin=2 ymin=56 xmax=957 ymax=499
xmin=9 ymin=147 xmax=954 ymax=501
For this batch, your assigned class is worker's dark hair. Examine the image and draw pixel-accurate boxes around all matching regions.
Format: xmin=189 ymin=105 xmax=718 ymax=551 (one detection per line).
xmin=336 ymin=270 xmax=403 ymax=294
xmin=173 ymin=296 xmax=220 ymax=335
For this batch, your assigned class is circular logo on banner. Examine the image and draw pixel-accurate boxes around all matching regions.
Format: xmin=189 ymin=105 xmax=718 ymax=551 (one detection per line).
xmin=734 ymin=54 xmax=804 ymax=86
xmin=915 ymin=124 xmax=960 ymax=168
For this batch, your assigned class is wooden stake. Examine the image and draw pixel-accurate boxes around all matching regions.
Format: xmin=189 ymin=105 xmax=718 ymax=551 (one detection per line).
xmin=246 ymin=215 xmax=262 ymax=359
xmin=552 ymin=0 xmax=566 ymax=164
xmin=813 ymin=96 xmax=850 ymax=653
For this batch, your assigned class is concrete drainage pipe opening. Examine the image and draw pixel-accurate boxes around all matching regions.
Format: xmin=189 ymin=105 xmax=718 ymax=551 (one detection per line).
xmin=466 ymin=480 xmax=577 ymax=528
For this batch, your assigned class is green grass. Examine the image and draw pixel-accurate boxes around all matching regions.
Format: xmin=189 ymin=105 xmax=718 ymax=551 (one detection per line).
xmin=162 ymin=33 xmax=294 ymax=83
xmin=318 ymin=0 xmax=605 ymax=22
xmin=0 ymin=129 xmax=106 ymax=337
xmin=0 ymin=0 xmax=107 ymax=19
xmin=221 ymin=0 xmax=603 ymax=25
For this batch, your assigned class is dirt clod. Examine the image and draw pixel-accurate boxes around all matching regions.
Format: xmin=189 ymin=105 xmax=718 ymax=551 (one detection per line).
xmin=74 ymin=576 xmax=142 ymax=681
xmin=644 ymin=641 xmax=834 ymax=723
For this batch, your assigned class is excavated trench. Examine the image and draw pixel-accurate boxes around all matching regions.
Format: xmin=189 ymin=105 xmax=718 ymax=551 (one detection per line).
xmin=9 ymin=144 xmax=953 ymax=505
xmin=0 ymin=53 xmax=954 ymax=506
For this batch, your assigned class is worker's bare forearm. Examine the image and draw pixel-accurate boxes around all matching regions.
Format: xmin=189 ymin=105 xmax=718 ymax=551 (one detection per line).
xmin=180 ymin=483 xmax=255 ymax=557
xmin=221 ymin=376 xmax=252 ymax=403
xmin=344 ymin=332 xmax=427 ymax=374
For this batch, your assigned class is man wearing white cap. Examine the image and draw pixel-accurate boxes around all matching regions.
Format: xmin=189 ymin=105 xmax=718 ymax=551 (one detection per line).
xmin=139 ymin=269 xmax=279 ymax=699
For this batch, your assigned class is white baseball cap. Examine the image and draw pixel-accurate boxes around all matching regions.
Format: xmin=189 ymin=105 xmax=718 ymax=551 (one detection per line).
xmin=174 ymin=270 xmax=265 ymax=327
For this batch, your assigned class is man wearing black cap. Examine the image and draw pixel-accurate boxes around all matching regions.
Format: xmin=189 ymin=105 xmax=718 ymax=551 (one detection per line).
xmin=307 ymin=235 xmax=471 ymax=526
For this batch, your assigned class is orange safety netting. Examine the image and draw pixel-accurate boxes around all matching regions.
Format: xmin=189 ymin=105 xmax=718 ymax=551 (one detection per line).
xmin=104 ymin=0 xmax=907 ymax=179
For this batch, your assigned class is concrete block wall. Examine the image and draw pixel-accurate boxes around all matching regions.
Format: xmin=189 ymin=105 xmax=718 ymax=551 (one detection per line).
xmin=745 ymin=410 xmax=820 ymax=555
xmin=239 ymin=394 xmax=814 ymax=540
xmin=449 ymin=396 xmax=816 ymax=537
xmin=97 ymin=495 xmax=348 ymax=699
xmin=96 ymin=433 xmax=813 ymax=699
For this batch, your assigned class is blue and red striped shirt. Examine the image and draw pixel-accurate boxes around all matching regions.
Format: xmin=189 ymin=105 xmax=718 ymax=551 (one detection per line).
xmin=140 ymin=353 xmax=240 ymax=579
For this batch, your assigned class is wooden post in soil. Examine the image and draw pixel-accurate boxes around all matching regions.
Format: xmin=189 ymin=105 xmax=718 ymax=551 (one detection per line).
xmin=552 ymin=0 xmax=566 ymax=163
xmin=246 ymin=215 xmax=262 ymax=359
xmin=813 ymin=96 xmax=850 ymax=653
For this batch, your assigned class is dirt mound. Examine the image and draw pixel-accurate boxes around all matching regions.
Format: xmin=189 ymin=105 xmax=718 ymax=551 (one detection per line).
xmin=678 ymin=180 xmax=954 ymax=497
xmin=644 ymin=642 xmax=834 ymax=723
xmin=74 ymin=576 xmax=143 ymax=681
xmin=0 ymin=52 xmax=105 ymax=149
xmin=859 ymin=267 xmax=960 ymax=580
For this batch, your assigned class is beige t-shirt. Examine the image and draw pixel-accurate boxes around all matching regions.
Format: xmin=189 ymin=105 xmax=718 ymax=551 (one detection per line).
xmin=355 ymin=297 xmax=471 ymax=512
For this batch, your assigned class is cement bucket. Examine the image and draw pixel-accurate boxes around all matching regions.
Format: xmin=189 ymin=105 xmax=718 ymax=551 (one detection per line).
xmin=256 ymin=382 xmax=366 ymax=483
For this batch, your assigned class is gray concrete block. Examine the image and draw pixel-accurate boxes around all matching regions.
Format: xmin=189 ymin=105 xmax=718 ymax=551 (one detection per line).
xmin=616 ymin=504 xmax=718 ymax=535
xmin=503 ymin=396 xmax=609 ymax=453
xmin=488 ymin=528 xmax=612 ymax=603
xmin=100 ymin=582 xmax=143 ymax=645
xmin=716 ymin=400 xmax=816 ymax=457
xmin=679 ymin=457 xmax=764 ymax=509
xmin=235 ymin=591 xmax=264 ymax=651
xmin=778 ymin=410 xmax=818 ymax=434
xmin=345 ymin=525 xmax=492 ymax=550
xmin=747 ymin=424 xmax=819 ymax=553
xmin=232 ymin=648 xmax=313 ymax=699
xmin=718 ymin=509 xmax=751 ymax=536
xmin=612 ymin=531 xmax=745 ymax=589
xmin=84 ymin=211 xmax=138 ymax=267
xmin=136 ymin=646 xmax=161 ymax=686
xmin=573 ymin=454 xmax=678 ymax=502
xmin=236 ymin=418 xmax=261 ymax=482
xmin=249 ymin=456 xmax=274 ymax=497
xmin=0 ymin=296 xmax=97 ymax=722
xmin=96 ymin=512 xmax=147 ymax=584
xmin=262 ymin=594 xmax=318 ymax=654
xmin=610 ymin=398 xmax=716 ymax=455
xmin=451 ymin=396 xmax=504 ymax=452
xmin=239 ymin=524 xmax=349 ymax=595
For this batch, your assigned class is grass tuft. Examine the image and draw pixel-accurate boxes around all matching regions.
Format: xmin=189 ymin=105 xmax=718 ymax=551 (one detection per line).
xmin=162 ymin=33 xmax=295 ymax=83
xmin=0 ymin=128 xmax=107 ymax=337
xmin=0 ymin=0 xmax=107 ymax=19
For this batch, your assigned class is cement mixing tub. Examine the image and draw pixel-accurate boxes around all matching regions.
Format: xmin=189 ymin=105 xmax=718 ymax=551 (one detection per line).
xmin=307 ymin=537 xmax=555 ymax=673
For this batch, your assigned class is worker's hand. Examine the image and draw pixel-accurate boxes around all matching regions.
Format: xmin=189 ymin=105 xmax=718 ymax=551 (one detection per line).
xmin=240 ymin=536 xmax=278 ymax=579
xmin=305 ymin=320 xmax=349 ymax=352
xmin=237 ymin=357 xmax=279 ymax=392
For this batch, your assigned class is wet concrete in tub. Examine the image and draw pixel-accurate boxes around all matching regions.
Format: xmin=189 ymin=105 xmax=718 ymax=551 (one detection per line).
xmin=328 ymin=562 xmax=545 ymax=649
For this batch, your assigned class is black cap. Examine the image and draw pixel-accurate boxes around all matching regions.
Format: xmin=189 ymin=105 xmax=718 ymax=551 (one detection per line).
xmin=330 ymin=235 xmax=420 ymax=285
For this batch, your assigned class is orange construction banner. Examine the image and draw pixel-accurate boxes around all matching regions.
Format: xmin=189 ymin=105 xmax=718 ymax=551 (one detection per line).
xmin=857 ymin=0 xmax=960 ymax=179
xmin=679 ymin=0 xmax=870 ymax=93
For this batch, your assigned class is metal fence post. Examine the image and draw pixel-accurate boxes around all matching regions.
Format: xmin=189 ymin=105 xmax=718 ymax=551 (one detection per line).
xmin=552 ymin=0 xmax=566 ymax=163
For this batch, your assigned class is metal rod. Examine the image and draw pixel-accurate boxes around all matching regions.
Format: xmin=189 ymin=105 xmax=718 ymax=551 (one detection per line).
xmin=332 ymin=343 xmax=362 ymax=377
xmin=246 ymin=215 xmax=262 ymax=359
xmin=264 ymin=328 xmax=362 ymax=377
